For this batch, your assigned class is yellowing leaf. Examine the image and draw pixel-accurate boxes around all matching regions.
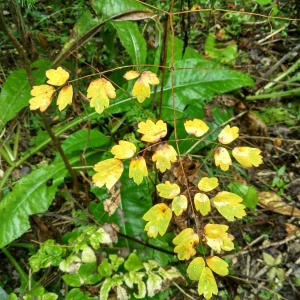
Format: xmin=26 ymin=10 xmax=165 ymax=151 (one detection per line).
xmin=218 ymin=125 xmax=239 ymax=144
xmin=152 ymin=143 xmax=177 ymax=172
xmin=172 ymin=195 xmax=188 ymax=216
xmin=57 ymin=85 xmax=73 ymax=111
xmin=29 ymin=84 xmax=55 ymax=112
xmin=143 ymin=204 xmax=172 ymax=238
xmin=125 ymin=70 xmax=159 ymax=103
xmin=194 ymin=193 xmax=211 ymax=216
xmin=198 ymin=267 xmax=218 ymax=300
xmin=232 ymin=147 xmax=263 ymax=168
xmin=184 ymin=119 xmax=209 ymax=137
xmin=92 ymin=158 xmax=123 ymax=190
xmin=204 ymin=224 xmax=234 ymax=253
xmin=124 ymin=70 xmax=140 ymax=80
xmin=137 ymin=119 xmax=167 ymax=143
xmin=129 ymin=157 xmax=148 ymax=185
xmin=173 ymin=228 xmax=199 ymax=260
xmin=87 ymin=78 xmax=116 ymax=114
xmin=213 ymin=191 xmax=246 ymax=221
xmin=187 ymin=257 xmax=205 ymax=281
xmin=111 ymin=140 xmax=136 ymax=159
xmin=214 ymin=147 xmax=232 ymax=171
xmin=206 ymin=256 xmax=229 ymax=276
xmin=156 ymin=181 xmax=180 ymax=199
xmin=46 ymin=67 xmax=69 ymax=86
xmin=198 ymin=177 xmax=218 ymax=192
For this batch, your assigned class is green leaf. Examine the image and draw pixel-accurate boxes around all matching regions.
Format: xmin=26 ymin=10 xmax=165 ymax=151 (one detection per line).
xmin=205 ymin=33 xmax=237 ymax=64
xmin=100 ymin=276 xmax=123 ymax=300
xmin=62 ymin=274 xmax=83 ymax=287
xmin=124 ymin=271 xmax=146 ymax=299
xmin=0 ymin=151 xmax=93 ymax=248
xmin=113 ymin=21 xmax=147 ymax=65
xmin=146 ymin=271 xmax=163 ymax=297
xmin=66 ymin=288 xmax=97 ymax=300
xmin=228 ymin=182 xmax=259 ymax=209
xmin=0 ymin=59 xmax=52 ymax=131
xmin=98 ymin=258 xmax=112 ymax=278
xmin=124 ymin=253 xmax=143 ymax=272
xmin=109 ymin=254 xmax=125 ymax=271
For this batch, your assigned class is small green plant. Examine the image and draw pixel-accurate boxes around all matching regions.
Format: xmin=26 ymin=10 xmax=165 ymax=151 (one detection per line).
xmin=272 ymin=166 xmax=289 ymax=195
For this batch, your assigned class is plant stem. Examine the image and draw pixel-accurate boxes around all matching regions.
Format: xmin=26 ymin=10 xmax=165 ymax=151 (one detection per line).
xmin=0 ymin=9 xmax=79 ymax=194
xmin=246 ymin=87 xmax=300 ymax=100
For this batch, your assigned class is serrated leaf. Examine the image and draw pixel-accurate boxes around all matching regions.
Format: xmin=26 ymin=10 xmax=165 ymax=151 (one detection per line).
xmin=92 ymin=158 xmax=124 ymax=190
xmin=124 ymin=253 xmax=143 ymax=272
xmin=172 ymin=195 xmax=188 ymax=216
xmin=29 ymin=84 xmax=55 ymax=112
xmin=109 ymin=254 xmax=125 ymax=271
xmin=184 ymin=118 xmax=209 ymax=137
xmin=232 ymin=147 xmax=263 ymax=168
xmin=59 ymin=255 xmax=81 ymax=273
xmin=152 ymin=143 xmax=177 ymax=172
xmin=213 ymin=191 xmax=246 ymax=221
xmin=187 ymin=257 xmax=205 ymax=280
xmin=124 ymin=271 xmax=146 ymax=298
xmin=143 ymin=204 xmax=172 ymax=238
xmin=194 ymin=193 xmax=211 ymax=216
xmin=46 ymin=67 xmax=69 ymax=86
xmin=87 ymin=78 xmax=116 ymax=114
xmin=57 ymin=85 xmax=73 ymax=111
xmin=129 ymin=157 xmax=148 ymax=185
xmin=198 ymin=177 xmax=218 ymax=192
xmin=156 ymin=181 xmax=180 ymax=199
xmin=206 ymin=256 xmax=229 ymax=276
xmin=198 ymin=267 xmax=218 ymax=299
xmin=100 ymin=275 xmax=123 ymax=300
xmin=137 ymin=119 xmax=167 ymax=143
xmin=173 ymin=228 xmax=199 ymax=260
xmin=146 ymin=271 xmax=163 ymax=297
xmin=214 ymin=147 xmax=232 ymax=171
xmin=98 ymin=258 xmax=112 ymax=278
xmin=204 ymin=224 xmax=234 ymax=253
xmin=111 ymin=140 xmax=136 ymax=159
xmin=218 ymin=125 xmax=239 ymax=144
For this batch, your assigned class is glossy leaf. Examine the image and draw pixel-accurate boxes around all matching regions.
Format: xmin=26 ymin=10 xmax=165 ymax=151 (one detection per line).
xmin=129 ymin=156 xmax=148 ymax=185
xmin=57 ymin=85 xmax=73 ymax=111
xmin=198 ymin=177 xmax=218 ymax=192
xmin=213 ymin=191 xmax=246 ymax=221
xmin=214 ymin=147 xmax=232 ymax=171
xmin=152 ymin=143 xmax=177 ymax=172
xmin=173 ymin=228 xmax=199 ymax=260
xmin=0 ymin=59 xmax=52 ymax=131
xmin=143 ymin=204 xmax=172 ymax=238
xmin=156 ymin=181 xmax=180 ymax=199
xmin=46 ymin=67 xmax=69 ymax=86
xmin=218 ymin=125 xmax=239 ymax=144
xmin=194 ymin=193 xmax=211 ymax=216
xmin=206 ymin=256 xmax=229 ymax=276
xmin=184 ymin=118 xmax=209 ymax=137
xmin=137 ymin=119 xmax=167 ymax=143
xmin=87 ymin=78 xmax=116 ymax=114
xmin=92 ymin=158 xmax=124 ymax=190
xmin=232 ymin=147 xmax=263 ymax=168
xmin=172 ymin=195 xmax=188 ymax=216
xmin=111 ymin=140 xmax=136 ymax=159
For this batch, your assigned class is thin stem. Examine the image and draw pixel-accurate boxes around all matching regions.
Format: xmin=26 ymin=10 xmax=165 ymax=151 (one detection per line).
xmin=246 ymin=87 xmax=300 ymax=100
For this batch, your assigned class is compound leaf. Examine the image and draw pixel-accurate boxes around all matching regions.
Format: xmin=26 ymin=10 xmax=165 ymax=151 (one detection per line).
xmin=184 ymin=118 xmax=209 ymax=137
xmin=129 ymin=157 xmax=148 ymax=185
xmin=194 ymin=193 xmax=211 ymax=216
xmin=57 ymin=85 xmax=73 ymax=111
xmin=206 ymin=256 xmax=229 ymax=276
xmin=214 ymin=147 xmax=232 ymax=171
xmin=29 ymin=84 xmax=55 ymax=112
xmin=111 ymin=140 xmax=136 ymax=159
xmin=46 ymin=67 xmax=69 ymax=86
xmin=172 ymin=195 xmax=188 ymax=216
xmin=137 ymin=119 xmax=167 ymax=143
xmin=198 ymin=177 xmax=218 ymax=192
xmin=152 ymin=144 xmax=177 ymax=172
xmin=232 ymin=147 xmax=263 ymax=168
xmin=218 ymin=125 xmax=239 ymax=144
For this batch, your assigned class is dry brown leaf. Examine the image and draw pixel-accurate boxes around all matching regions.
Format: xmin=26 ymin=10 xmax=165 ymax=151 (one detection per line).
xmin=258 ymin=191 xmax=300 ymax=217
xmin=104 ymin=186 xmax=121 ymax=216
xmin=285 ymin=223 xmax=299 ymax=236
